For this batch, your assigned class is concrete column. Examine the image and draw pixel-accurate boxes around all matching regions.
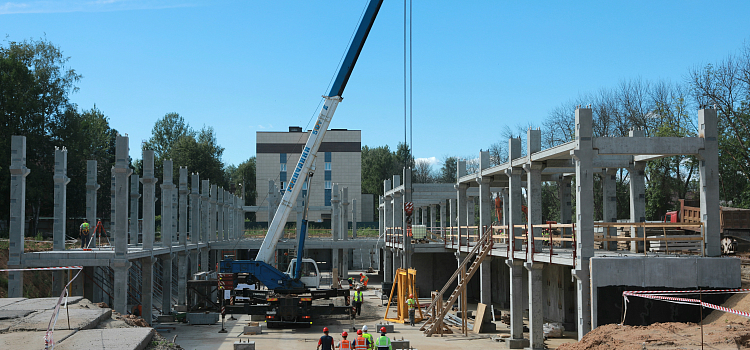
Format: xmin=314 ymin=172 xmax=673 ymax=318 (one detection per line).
xmin=86 ymin=160 xmax=100 ymax=248
xmin=332 ymin=183 xmax=340 ymax=241
xmin=526 ymin=262 xmax=545 ymax=349
xmin=456 ymin=253 xmax=466 ymax=312
xmin=228 ymin=192 xmax=234 ymax=241
xmin=628 ymin=129 xmax=646 ymax=253
xmin=572 ymin=107 xmax=594 ymax=339
xmin=178 ymin=251 xmax=187 ymax=306
xmin=439 ymin=201 xmax=446 ymax=235
xmin=699 ymin=109 xmax=721 ymax=256
xmin=141 ymin=151 xmax=157 ymax=251
xmin=378 ymin=196 xmax=385 ymax=239
xmin=403 ymin=168 xmax=412 ymax=269
xmin=161 ymin=160 xmax=174 ymax=247
xmin=8 ymin=136 xmax=30 ymax=297
xmin=141 ymin=257 xmax=155 ymax=325
xmin=524 ymin=162 xmax=543 ymax=253
xmin=392 ymin=189 xmax=402 ymax=269
xmin=392 ymin=182 xmax=402 ymax=263
xmin=384 ymin=248 xmax=393 ymax=283
xmin=341 ymin=187 xmax=349 ymax=240
xmin=161 ymin=254 xmax=173 ymax=314
xmin=602 ymin=169 xmax=618 ymax=251
xmin=191 ymin=174 xmax=200 ymax=244
xmin=501 ymin=188 xmax=509 ymax=226
xmin=130 ymin=174 xmax=140 ymax=244
xmin=506 ymin=137 xmax=523 ymax=252
xmin=210 ymin=184 xmax=217 ymax=242
xmin=384 ymin=179 xmax=392 ymax=240
xmin=427 ymin=204 xmax=434 ymax=233
xmin=113 ymin=135 xmax=132 ymax=315
xmin=201 ymin=180 xmax=210 ymax=272
xmin=53 ymin=147 xmax=69 ymax=251
xmin=475 ymin=151 xmax=492 ymax=305
xmin=52 ymin=147 xmax=70 ymax=296
xmin=558 ymin=177 xmax=572 ymax=224
xmin=505 ymin=259 xmax=527 ymax=348
xmin=449 ymin=198 xmax=456 ymax=231
xmin=456 ymin=161 xmax=467 ymax=246
xmin=467 ymin=197 xmax=475 ymax=229
xmin=217 ymin=188 xmax=224 ymax=241
xmin=352 ymin=199 xmax=358 ymax=238
xmin=179 ymin=167 xmax=188 ymax=246
xmin=341 ymin=187 xmax=349 ymax=276
xmin=223 ymin=190 xmax=230 ymax=241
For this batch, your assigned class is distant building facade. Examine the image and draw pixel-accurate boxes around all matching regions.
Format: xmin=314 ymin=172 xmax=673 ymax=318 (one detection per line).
xmin=256 ymin=127 xmax=370 ymax=223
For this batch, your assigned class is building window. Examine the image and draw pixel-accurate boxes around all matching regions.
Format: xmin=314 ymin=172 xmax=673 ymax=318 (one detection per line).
xmin=324 ymin=189 xmax=331 ymax=206
xmin=302 ymin=182 xmax=307 ymax=199
xmin=280 ymin=153 xmax=287 ymax=163
xmin=280 ymin=172 xmax=287 ymax=183
xmin=280 ymin=163 xmax=287 ymax=172
xmin=325 ymin=171 xmax=331 ymax=181
xmin=325 ymin=162 xmax=331 ymax=171
xmin=324 ymin=181 xmax=332 ymax=189
xmin=324 ymin=152 xmax=331 ymax=162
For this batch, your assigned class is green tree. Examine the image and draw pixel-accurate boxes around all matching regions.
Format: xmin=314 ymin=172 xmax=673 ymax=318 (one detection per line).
xmin=171 ymin=126 xmax=226 ymax=188
xmin=361 ymin=145 xmax=394 ymax=196
xmin=226 ymin=157 xmax=257 ymax=221
xmin=439 ymin=156 xmax=457 ymax=183
xmin=0 ymin=38 xmax=82 ymax=233
xmin=143 ymin=112 xmax=194 ymax=161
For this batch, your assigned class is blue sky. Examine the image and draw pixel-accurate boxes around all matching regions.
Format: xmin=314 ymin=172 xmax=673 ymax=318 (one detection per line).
xmin=3 ymin=0 xmax=750 ymax=169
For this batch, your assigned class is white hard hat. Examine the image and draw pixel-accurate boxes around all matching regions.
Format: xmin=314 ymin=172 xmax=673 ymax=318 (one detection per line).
xmin=362 ymin=325 xmax=368 ymax=331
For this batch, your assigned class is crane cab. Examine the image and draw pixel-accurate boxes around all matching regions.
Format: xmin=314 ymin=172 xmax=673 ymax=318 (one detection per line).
xmin=285 ymin=258 xmax=321 ymax=289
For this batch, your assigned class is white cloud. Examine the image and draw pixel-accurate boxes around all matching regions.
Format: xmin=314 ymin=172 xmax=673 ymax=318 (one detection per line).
xmin=415 ymin=156 xmax=438 ymax=166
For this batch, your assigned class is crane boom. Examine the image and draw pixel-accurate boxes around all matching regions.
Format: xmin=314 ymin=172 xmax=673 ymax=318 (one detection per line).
xmin=256 ymin=0 xmax=383 ymax=264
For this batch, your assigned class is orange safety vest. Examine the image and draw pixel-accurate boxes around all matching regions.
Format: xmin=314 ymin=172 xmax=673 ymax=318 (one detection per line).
xmin=340 ymin=339 xmax=351 ymax=349
xmin=355 ymin=336 xmax=368 ymax=349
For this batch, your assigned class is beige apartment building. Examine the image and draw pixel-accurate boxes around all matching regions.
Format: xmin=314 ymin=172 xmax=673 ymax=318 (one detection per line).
xmin=256 ymin=127 xmax=369 ymax=223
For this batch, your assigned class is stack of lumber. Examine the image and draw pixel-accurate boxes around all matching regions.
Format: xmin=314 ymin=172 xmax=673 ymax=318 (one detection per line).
xmin=649 ymin=234 xmax=702 ymax=253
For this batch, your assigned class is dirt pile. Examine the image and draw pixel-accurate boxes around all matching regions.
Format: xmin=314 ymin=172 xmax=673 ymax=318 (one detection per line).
xmin=557 ymin=322 xmax=750 ymax=349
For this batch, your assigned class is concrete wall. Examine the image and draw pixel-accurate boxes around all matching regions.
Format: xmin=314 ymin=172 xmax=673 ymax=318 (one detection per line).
xmin=542 ymin=264 xmax=576 ymax=328
xmin=411 ymin=252 xmax=458 ymax=299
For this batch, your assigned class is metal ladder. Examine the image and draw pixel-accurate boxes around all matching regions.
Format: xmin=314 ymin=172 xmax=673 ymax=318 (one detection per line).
xmin=421 ymin=226 xmax=493 ymax=336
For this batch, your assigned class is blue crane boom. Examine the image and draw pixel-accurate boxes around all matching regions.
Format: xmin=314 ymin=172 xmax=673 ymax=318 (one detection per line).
xmin=223 ymin=0 xmax=383 ymax=296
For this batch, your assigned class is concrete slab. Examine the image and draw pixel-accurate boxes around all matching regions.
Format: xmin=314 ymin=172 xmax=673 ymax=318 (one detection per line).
xmin=3 ymin=296 xmax=83 ymax=310
xmin=9 ymin=308 xmax=111 ymax=331
xmin=56 ymin=328 xmax=155 ymax=350
xmin=0 ymin=330 xmax=76 ymax=348
xmin=0 ymin=297 xmax=27 ymax=308
xmin=0 ymin=310 xmax=34 ymax=320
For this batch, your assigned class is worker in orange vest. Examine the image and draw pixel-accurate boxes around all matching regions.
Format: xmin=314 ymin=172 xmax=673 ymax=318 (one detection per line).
xmin=354 ymin=329 xmax=370 ymax=350
xmin=359 ymin=273 xmax=369 ymax=287
xmin=337 ymin=331 xmax=351 ymax=349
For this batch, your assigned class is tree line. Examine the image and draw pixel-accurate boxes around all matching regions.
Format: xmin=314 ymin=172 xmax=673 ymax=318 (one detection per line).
xmin=1 ymin=38 xmax=257 ymax=236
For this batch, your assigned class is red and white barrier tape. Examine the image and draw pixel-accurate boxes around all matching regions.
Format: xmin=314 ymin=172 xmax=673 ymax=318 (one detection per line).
xmin=3 ymin=266 xmax=88 ymax=349
xmin=622 ymin=288 xmax=750 ymax=324
xmin=0 ymin=266 xmax=83 ymax=272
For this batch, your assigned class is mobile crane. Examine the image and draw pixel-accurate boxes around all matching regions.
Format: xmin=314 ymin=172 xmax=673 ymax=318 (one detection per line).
xmin=220 ymin=0 xmax=383 ymax=327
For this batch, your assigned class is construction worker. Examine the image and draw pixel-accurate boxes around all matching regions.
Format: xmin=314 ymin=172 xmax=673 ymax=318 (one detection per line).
xmin=317 ymin=327 xmax=334 ymax=350
xmin=375 ymin=327 xmax=392 ymax=350
xmin=354 ymin=329 xmax=370 ymax=350
xmin=353 ymin=287 xmax=364 ymax=317
xmin=348 ymin=277 xmax=355 ymax=289
xmin=79 ymin=219 xmax=90 ymax=248
xmin=359 ymin=273 xmax=369 ymax=288
xmin=361 ymin=325 xmax=373 ymax=350
xmin=337 ymin=331 xmax=351 ymax=349
xmin=406 ymin=294 xmax=417 ymax=326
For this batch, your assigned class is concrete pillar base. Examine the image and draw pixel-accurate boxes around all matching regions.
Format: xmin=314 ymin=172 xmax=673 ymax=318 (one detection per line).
xmin=505 ymin=338 xmax=529 ymax=349
xmin=8 ymin=271 xmax=23 ymax=298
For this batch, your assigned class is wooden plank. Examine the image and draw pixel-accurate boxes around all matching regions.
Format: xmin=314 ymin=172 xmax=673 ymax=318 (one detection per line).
xmin=473 ymin=303 xmax=487 ymax=334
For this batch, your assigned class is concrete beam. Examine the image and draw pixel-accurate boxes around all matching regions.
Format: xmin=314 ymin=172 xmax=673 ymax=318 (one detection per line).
xmin=593 ymin=137 xmax=704 ymax=155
